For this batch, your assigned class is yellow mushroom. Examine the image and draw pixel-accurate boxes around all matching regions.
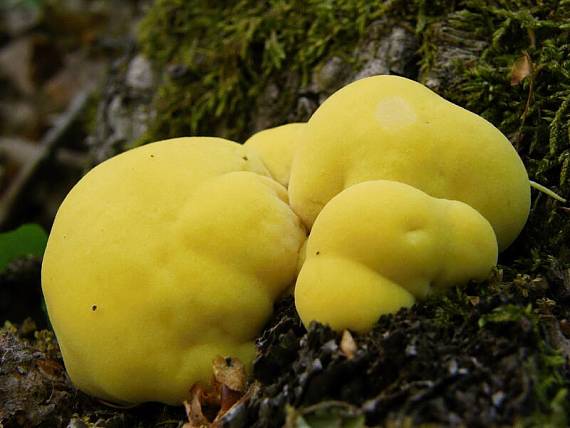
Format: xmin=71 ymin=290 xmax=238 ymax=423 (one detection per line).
xmin=41 ymin=137 xmax=306 ymax=405
xmin=295 ymin=180 xmax=498 ymax=333
xmin=289 ymin=75 xmax=530 ymax=251
xmin=244 ymin=123 xmax=305 ymax=187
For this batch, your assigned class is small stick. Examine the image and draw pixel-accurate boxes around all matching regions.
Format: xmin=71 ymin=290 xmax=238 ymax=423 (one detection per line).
xmin=529 ymin=180 xmax=567 ymax=203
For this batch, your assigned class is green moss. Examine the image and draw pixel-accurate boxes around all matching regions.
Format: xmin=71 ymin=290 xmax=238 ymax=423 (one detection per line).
xmin=451 ymin=272 xmax=568 ymax=426
xmin=423 ymin=264 xmax=570 ymax=426
xmin=137 ymin=0 xmax=412 ymax=143
xmin=419 ymin=0 xmax=570 ymax=263
xmin=137 ymin=1 xmax=568 ymax=203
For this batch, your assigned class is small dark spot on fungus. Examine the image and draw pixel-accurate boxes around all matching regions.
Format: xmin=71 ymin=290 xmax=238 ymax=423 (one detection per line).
xmin=316 ymin=251 xmax=320 ymax=255
xmin=242 ymin=156 xmax=248 ymax=161
xmin=92 ymin=305 xmax=97 ymax=311
xmin=150 ymin=154 xmax=155 ymax=158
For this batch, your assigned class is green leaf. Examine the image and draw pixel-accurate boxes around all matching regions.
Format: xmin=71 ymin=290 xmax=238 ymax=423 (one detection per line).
xmin=0 ymin=224 xmax=48 ymax=272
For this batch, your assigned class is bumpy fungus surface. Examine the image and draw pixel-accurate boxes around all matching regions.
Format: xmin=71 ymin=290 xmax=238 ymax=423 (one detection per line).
xmin=41 ymin=137 xmax=306 ymax=405
xmin=295 ymin=180 xmax=498 ymax=333
xmin=289 ymin=75 xmax=530 ymax=251
xmin=244 ymin=123 xmax=306 ymax=187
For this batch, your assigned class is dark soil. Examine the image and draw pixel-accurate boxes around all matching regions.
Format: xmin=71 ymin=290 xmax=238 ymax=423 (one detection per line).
xmin=243 ymin=264 xmax=570 ymax=427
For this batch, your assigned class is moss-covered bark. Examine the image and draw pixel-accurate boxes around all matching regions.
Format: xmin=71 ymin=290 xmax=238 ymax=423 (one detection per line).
xmin=247 ymin=266 xmax=570 ymax=427
xmin=136 ymin=0 xmax=417 ymax=142
xmin=419 ymin=0 xmax=570 ymax=264
xmin=2 ymin=0 xmax=569 ymax=426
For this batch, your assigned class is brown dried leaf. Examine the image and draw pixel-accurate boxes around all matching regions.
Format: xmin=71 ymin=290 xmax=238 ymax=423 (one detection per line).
xmin=510 ymin=52 xmax=532 ymax=86
xmin=212 ymin=356 xmax=246 ymax=392
xmin=183 ymin=356 xmax=249 ymax=427
xmin=212 ymin=382 xmax=259 ymax=426
xmin=183 ymin=385 xmax=212 ymax=428
xmin=219 ymin=385 xmax=243 ymax=413
xmin=35 ymin=358 xmax=65 ymax=381
xmin=340 ymin=330 xmax=357 ymax=359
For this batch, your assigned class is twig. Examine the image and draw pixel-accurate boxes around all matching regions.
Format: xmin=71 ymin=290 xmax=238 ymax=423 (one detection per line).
xmin=529 ymin=180 xmax=567 ymax=203
xmin=0 ymin=138 xmax=88 ymax=170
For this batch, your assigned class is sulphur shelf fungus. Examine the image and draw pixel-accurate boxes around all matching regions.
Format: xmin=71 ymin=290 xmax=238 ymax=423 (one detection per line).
xmin=244 ymin=122 xmax=306 ymax=187
xmin=295 ymin=180 xmax=498 ymax=333
xmin=289 ymin=75 xmax=531 ymax=251
xmin=41 ymin=137 xmax=306 ymax=405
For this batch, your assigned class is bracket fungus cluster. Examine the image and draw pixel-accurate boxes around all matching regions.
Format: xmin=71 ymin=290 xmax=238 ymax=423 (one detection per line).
xmin=42 ymin=75 xmax=530 ymax=405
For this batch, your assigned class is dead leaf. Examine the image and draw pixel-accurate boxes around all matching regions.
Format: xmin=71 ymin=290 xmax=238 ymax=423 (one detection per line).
xmin=340 ymin=330 xmax=357 ymax=359
xmin=510 ymin=52 xmax=532 ymax=86
xmin=213 ymin=382 xmax=259 ymax=426
xmin=212 ymin=356 xmax=246 ymax=392
xmin=183 ymin=385 xmax=213 ymax=428
xmin=219 ymin=384 xmax=242 ymax=414
xmin=35 ymin=358 xmax=65 ymax=381
xmin=183 ymin=356 xmax=249 ymax=427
